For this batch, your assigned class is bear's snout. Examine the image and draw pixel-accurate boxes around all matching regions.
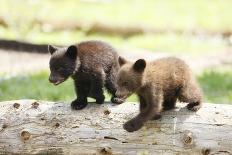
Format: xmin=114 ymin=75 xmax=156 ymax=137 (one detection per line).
xmin=116 ymin=89 xmax=129 ymax=99
xmin=49 ymin=75 xmax=64 ymax=85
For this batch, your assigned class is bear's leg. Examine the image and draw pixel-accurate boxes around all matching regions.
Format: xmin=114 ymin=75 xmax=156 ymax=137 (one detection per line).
xmin=163 ymin=97 xmax=177 ymax=111
xmin=123 ymin=89 xmax=163 ymax=132
xmin=91 ymin=80 xmax=105 ymax=105
xmin=139 ymin=95 xmax=147 ymax=112
xmin=90 ymin=68 xmax=106 ymax=105
xmin=178 ymin=81 xmax=202 ymax=112
xmin=138 ymin=95 xmax=161 ymax=120
xmin=71 ymin=80 xmax=90 ymax=110
xmin=105 ymin=67 xmax=124 ymax=104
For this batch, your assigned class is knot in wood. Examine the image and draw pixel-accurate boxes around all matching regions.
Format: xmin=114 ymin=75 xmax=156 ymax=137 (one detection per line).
xmin=99 ymin=147 xmax=112 ymax=155
xmin=1 ymin=123 xmax=8 ymax=131
xmin=54 ymin=122 xmax=60 ymax=128
xmin=201 ymin=148 xmax=211 ymax=155
xmin=13 ymin=103 xmax=20 ymax=109
xmin=104 ymin=109 xmax=111 ymax=115
xmin=20 ymin=130 xmax=31 ymax=141
xmin=31 ymin=101 xmax=39 ymax=109
xmin=2 ymin=124 xmax=8 ymax=129
xmin=182 ymin=130 xmax=193 ymax=146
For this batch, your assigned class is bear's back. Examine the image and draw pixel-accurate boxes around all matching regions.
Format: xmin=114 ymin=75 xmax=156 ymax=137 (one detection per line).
xmin=76 ymin=40 xmax=118 ymax=73
xmin=146 ymin=57 xmax=192 ymax=90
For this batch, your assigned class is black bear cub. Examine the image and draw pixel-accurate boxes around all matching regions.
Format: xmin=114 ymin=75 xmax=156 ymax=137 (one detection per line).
xmin=48 ymin=40 xmax=123 ymax=110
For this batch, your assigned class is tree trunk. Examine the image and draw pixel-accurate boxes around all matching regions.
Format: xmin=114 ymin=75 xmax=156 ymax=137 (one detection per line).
xmin=0 ymin=100 xmax=231 ymax=155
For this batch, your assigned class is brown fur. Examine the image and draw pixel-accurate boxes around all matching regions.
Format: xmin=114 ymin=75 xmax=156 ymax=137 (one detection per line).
xmin=116 ymin=57 xmax=203 ymax=132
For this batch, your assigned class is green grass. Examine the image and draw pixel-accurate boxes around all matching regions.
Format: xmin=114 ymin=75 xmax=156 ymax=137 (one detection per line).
xmin=0 ymin=27 xmax=227 ymax=56
xmin=125 ymin=33 xmax=227 ymax=56
xmin=0 ymin=72 xmax=75 ymax=102
xmin=0 ymin=71 xmax=232 ymax=104
xmin=0 ymin=71 xmax=136 ymax=102
xmin=198 ymin=70 xmax=232 ymax=104
xmin=1 ymin=0 xmax=232 ymax=32
xmin=0 ymin=0 xmax=231 ymax=56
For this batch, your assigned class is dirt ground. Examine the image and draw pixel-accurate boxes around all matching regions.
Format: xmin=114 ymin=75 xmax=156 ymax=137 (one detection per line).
xmin=0 ymin=48 xmax=231 ymax=76
xmin=0 ymin=50 xmax=49 ymax=76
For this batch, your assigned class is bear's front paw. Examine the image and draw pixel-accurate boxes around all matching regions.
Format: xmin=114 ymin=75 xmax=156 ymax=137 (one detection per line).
xmin=152 ymin=113 xmax=162 ymax=120
xmin=95 ymin=95 xmax=105 ymax=105
xmin=111 ymin=97 xmax=125 ymax=104
xmin=187 ymin=102 xmax=202 ymax=112
xmin=71 ymin=99 xmax=87 ymax=110
xmin=123 ymin=119 xmax=143 ymax=132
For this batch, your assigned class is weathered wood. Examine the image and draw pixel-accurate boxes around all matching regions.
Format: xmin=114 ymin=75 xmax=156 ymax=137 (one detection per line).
xmin=0 ymin=100 xmax=231 ymax=155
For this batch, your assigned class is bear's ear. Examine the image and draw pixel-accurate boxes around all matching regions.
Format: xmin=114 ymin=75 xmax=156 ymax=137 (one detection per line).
xmin=66 ymin=45 xmax=78 ymax=60
xmin=118 ymin=56 xmax=127 ymax=67
xmin=133 ymin=59 xmax=146 ymax=72
xmin=48 ymin=45 xmax=59 ymax=55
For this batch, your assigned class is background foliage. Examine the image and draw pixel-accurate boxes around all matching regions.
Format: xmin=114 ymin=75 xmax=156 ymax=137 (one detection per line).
xmin=0 ymin=0 xmax=231 ymax=104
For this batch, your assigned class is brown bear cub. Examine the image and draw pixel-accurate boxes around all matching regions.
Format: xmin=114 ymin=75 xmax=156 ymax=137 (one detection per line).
xmin=116 ymin=57 xmax=203 ymax=132
xmin=48 ymin=40 xmax=123 ymax=110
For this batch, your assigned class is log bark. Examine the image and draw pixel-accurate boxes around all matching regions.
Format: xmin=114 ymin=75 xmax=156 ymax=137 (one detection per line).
xmin=0 ymin=100 xmax=231 ymax=155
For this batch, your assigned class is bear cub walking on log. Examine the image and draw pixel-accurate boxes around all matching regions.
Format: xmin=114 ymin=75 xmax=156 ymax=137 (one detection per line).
xmin=116 ymin=57 xmax=203 ymax=132
xmin=48 ymin=40 xmax=123 ymax=110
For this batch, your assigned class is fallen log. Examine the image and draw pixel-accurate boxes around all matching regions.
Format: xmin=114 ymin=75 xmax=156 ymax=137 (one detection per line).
xmin=0 ymin=39 xmax=50 ymax=53
xmin=0 ymin=100 xmax=231 ymax=155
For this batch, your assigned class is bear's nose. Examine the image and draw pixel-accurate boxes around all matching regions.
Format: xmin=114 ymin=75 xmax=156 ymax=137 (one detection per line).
xmin=49 ymin=76 xmax=57 ymax=83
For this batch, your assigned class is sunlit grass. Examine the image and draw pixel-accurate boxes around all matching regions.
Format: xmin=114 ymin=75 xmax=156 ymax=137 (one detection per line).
xmin=0 ymin=27 xmax=227 ymax=56
xmin=0 ymin=0 xmax=231 ymax=56
xmin=125 ymin=33 xmax=226 ymax=55
xmin=1 ymin=71 xmax=232 ymax=104
xmin=0 ymin=71 xmax=75 ymax=102
xmin=1 ymin=0 xmax=231 ymax=32
xmin=198 ymin=70 xmax=232 ymax=104
xmin=0 ymin=71 xmax=136 ymax=103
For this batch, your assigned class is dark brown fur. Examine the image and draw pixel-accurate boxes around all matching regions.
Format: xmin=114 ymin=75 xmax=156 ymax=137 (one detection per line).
xmin=48 ymin=40 xmax=123 ymax=110
xmin=116 ymin=57 xmax=203 ymax=132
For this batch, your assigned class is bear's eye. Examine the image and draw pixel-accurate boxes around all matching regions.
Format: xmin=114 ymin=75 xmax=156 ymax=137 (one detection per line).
xmin=122 ymin=82 xmax=129 ymax=87
xmin=56 ymin=67 xmax=66 ymax=73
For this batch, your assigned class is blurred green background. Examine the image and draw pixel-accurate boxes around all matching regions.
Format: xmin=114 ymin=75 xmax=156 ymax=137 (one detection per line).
xmin=0 ymin=0 xmax=231 ymax=104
